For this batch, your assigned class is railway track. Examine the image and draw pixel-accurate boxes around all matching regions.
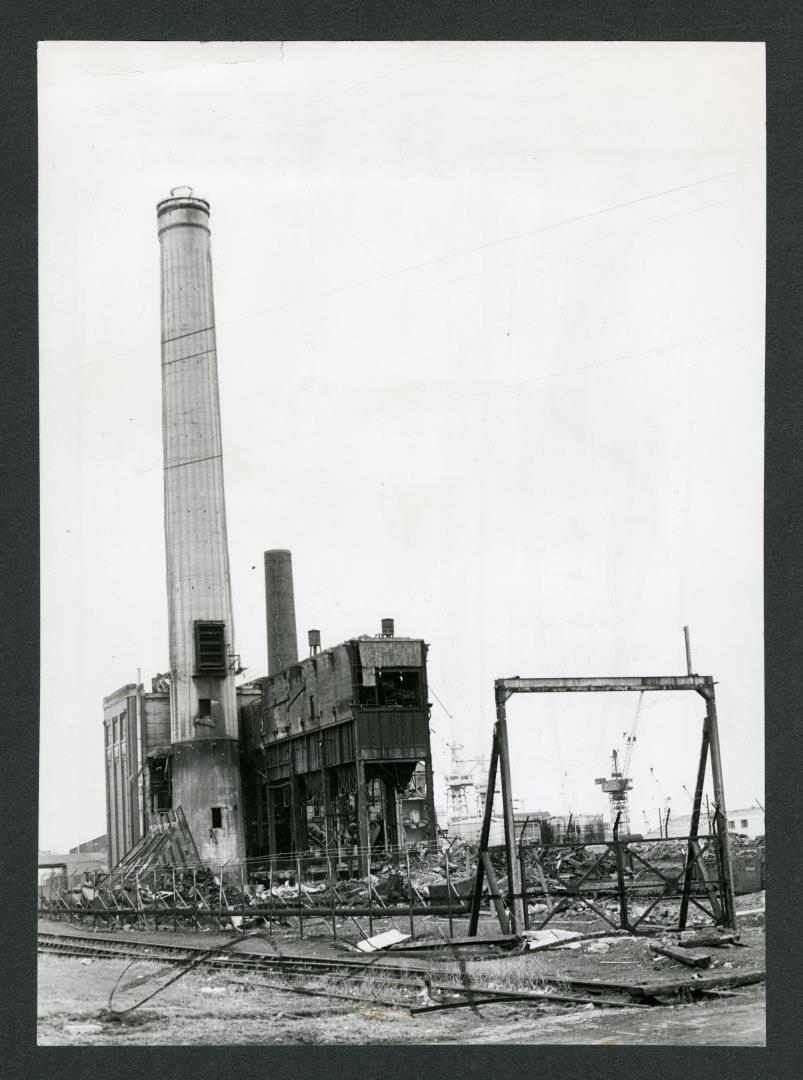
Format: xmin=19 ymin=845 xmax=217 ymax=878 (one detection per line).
xmin=37 ymin=931 xmax=441 ymax=985
xmin=38 ymin=929 xmax=658 ymax=1010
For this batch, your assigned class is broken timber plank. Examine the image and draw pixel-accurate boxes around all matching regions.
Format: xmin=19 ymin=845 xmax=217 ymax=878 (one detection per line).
xmin=620 ymin=969 xmax=766 ymax=998
xmin=677 ymin=931 xmax=739 ymax=948
xmin=649 ymin=943 xmax=712 ymax=968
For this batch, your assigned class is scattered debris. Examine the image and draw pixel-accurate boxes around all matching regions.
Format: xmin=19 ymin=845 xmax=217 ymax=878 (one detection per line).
xmin=585 ymin=941 xmax=611 ymax=954
xmin=648 ymin=943 xmax=712 ymax=969
xmin=677 ymin=930 xmax=739 ymax=949
xmin=522 ymin=928 xmax=583 ymax=950
xmin=356 ymin=929 xmax=411 ymax=953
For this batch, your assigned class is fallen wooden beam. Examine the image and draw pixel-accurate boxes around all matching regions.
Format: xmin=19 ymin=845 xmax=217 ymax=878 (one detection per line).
xmin=677 ymin=931 xmax=739 ymax=949
xmin=624 ymin=969 xmax=766 ymax=998
xmin=649 ymin=943 xmax=711 ymax=968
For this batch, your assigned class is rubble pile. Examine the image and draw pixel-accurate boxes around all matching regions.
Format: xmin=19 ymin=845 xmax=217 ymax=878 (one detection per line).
xmin=41 ymin=831 xmax=754 ymax=935
xmin=39 ymin=845 xmax=479 ymax=932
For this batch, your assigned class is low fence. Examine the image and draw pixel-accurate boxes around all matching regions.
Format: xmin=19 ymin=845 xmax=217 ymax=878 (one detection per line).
xmin=729 ymin=844 xmax=765 ymax=895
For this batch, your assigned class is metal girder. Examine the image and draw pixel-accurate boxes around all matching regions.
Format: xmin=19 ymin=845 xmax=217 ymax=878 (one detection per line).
xmin=495 ymin=675 xmax=714 ymax=703
xmin=481 ymin=667 xmax=735 ymax=933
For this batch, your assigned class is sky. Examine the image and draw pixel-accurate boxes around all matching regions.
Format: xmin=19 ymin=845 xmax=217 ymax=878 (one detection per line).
xmin=38 ymin=41 xmax=765 ymax=852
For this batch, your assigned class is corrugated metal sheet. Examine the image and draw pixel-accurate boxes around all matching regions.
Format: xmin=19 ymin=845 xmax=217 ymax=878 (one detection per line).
xmin=356 ymin=710 xmax=428 ymax=758
xmin=358 ymin=640 xmax=422 ymax=678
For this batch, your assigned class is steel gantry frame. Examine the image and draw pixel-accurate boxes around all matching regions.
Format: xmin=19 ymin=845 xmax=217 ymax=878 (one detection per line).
xmin=467 ymin=674 xmax=736 ymax=936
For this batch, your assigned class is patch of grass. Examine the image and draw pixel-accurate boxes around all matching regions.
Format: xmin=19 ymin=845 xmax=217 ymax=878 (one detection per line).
xmin=428 ymin=955 xmax=561 ymax=994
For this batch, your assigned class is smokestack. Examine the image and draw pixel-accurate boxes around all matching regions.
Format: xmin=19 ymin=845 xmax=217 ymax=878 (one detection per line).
xmin=157 ymin=186 xmax=244 ymax=865
xmin=381 ymin=618 xmax=395 ymax=637
xmin=264 ymin=549 xmax=299 ymax=675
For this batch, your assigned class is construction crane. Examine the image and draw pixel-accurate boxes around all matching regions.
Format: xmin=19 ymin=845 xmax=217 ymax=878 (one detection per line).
xmin=445 ymin=742 xmax=482 ymax=822
xmin=595 ymin=691 xmax=645 ymax=836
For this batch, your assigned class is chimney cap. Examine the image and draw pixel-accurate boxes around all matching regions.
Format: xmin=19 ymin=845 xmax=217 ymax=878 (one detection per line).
xmin=157 ymin=189 xmax=210 ymax=217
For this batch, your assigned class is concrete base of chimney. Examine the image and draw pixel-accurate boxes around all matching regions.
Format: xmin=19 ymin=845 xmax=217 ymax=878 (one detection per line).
xmin=171 ymin=738 xmax=245 ymax=867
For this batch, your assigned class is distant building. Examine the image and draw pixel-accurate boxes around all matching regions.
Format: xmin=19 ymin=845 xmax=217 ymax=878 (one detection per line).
xmin=644 ymin=803 xmax=765 ymax=840
xmin=724 ymin=805 xmax=765 ymax=838
xmin=69 ymin=833 xmax=108 ymax=857
xmin=38 ymin=849 xmax=107 ymax=877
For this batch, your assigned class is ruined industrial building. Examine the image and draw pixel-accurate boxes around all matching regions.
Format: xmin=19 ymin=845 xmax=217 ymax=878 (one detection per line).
xmin=102 ymin=189 xmax=437 ymax=875
xmin=38 ymin=189 xmax=765 ymax=1047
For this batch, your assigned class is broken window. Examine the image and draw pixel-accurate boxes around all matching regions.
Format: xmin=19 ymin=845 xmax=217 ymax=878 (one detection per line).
xmin=376 ymin=669 xmax=422 ymax=707
xmin=194 ymin=621 xmax=228 ymax=676
xmin=149 ymin=757 xmax=171 ymax=812
xmin=358 ymin=683 xmax=378 ymax=706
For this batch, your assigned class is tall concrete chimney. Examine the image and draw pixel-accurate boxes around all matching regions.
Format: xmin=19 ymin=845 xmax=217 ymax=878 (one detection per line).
xmin=264 ymin=549 xmax=299 ymax=675
xmin=157 ymin=187 xmax=244 ymax=866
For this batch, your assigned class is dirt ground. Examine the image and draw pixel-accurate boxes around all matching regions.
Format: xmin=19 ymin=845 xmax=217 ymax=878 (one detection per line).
xmin=37 ymin=903 xmax=765 ymax=1045
xmin=35 ymin=953 xmax=765 ymax=1045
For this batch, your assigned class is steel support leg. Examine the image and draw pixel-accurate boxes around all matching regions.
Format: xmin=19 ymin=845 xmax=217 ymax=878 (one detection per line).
xmin=496 ymin=690 xmax=524 ymax=934
xmin=703 ymin=688 xmax=736 ymax=928
xmin=679 ymin=723 xmax=710 ymax=928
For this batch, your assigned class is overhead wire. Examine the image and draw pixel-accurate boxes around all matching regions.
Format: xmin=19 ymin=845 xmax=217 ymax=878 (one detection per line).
xmin=428 ymin=684 xmax=454 ymax=720
xmin=45 ymin=165 xmax=753 ymax=368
